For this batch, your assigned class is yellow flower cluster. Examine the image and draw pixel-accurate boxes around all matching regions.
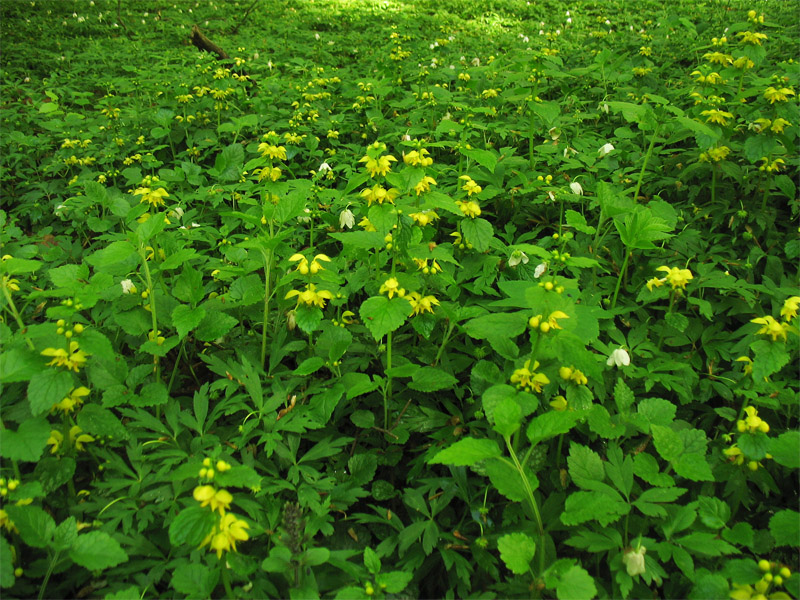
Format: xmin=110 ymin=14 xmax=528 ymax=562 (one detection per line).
xmin=510 ymin=359 xmax=550 ymax=393
xmin=459 ymin=175 xmax=482 ymax=196
xmin=407 ymin=292 xmax=439 ymax=316
xmin=456 ymin=200 xmax=481 ymax=218
xmin=758 ymin=157 xmax=785 ymax=173
xmin=731 ymin=561 xmax=792 ymax=600
xmin=289 ymin=253 xmax=330 ymax=275
xmin=285 ymin=283 xmax=333 ymax=308
xmin=750 ymin=297 xmax=798 ymax=342
xmin=698 ymin=146 xmax=731 ymax=162
xmin=360 ymin=152 xmax=397 ymax=178
xmin=409 ymin=210 xmax=439 ymax=227
xmin=193 ymin=482 xmax=250 ymax=559
xmin=413 ymin=258 xmax=442 ymax=275
xmin=414 ymin=176 xmax=437 ymax=196
xmin=379 ymin=277 xmax=405 ymax=299
xmin=763 ymin=86 xmax=795 ymax=104
xmin=403 ymin=148 xmax=433 ymax=167
xmin=701 ymin=108 xmax=734 ymax=126
xmin=41 ymin=341 xmax=89 ymax=372
xmin=47 ymin=426 xmax=94 ymax=454
xmin=198 ymin=457 xmax=231 ymax=481
xmin=52 ymin=386 xmax=90 ymax=414
xmin=257 ymin=143 xmax=287 ymax=160
xmin=559 ymin=366 xmax=588 ymax=386
xmin=528 ymin=311 xmax=569 ymax=334
xmin=361 ymin=184 xmax=399 ymax=206
xmin=646 ymin=266 xmax=693 ymax=292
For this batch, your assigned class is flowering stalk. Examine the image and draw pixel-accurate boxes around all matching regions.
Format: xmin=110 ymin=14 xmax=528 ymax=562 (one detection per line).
xmin=504 ymin=437 xmax=545 ymax=575
xmin=632 ymin=122 xmax=661 ymax=204
xmin=138 ymin=244 xmax=161 ymax=383
xmin=1 ymin=283 xmax=34 ymax=350
xmin=610 ymin=250 xmax=630 ymax=309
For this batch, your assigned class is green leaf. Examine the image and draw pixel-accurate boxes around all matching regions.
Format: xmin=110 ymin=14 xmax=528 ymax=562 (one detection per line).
xmin=460 ymin=217 xmax=494 ymax=252
xmin=350 ymin=410 xmax=375 ymax=429
xmin=364 ymin=546 xmax=381 ymax=574
xmin=485 ymin=457 xmax=537 ymax=502
xmin=132 ymin=381 xmax=169 ymax=407
xmin=738 ymin=432 xmax=769 ymax=461
xmin=651 ymin=425 xmax=683 ymax=462
xmin=674 ymin=453 xmax=713 ymax=481
xmin=492 ymin=396 xmax=522 ymax=438
xmin=0 ymin=535 xmax=15 ymax=588
xmin=497 ymin=532 xmax=536 ymax=575
xmin=368 ymin=203 xmax=399 ymax=235
xmin=464 ymin=311 xmax=528 ymax=340
xmin=561 ymin=491 xmax=629 ymax=527
xmin=614 ymin=377 xmax=635 ymax=414
xmin=341 ymin=373 xmax=378 ymax=399
xmin=377 ymin=571 xmax=413 ymax=594
xmin=605 ymin=445 xmax=633 ymax=498
xmin=637 ymin=397 xmax=676 ymax=428
xmin=27 ymin=368 xmax=74 ymax=416
xmin=769 ymin=510 xmax=800 ymax=548
xmin=0 ymin=348 xmax=43 ymax=383
xmin=460 ymin=147 xmax=497 ymax=172
xmin=769 ymin=431 xmax=800 ymax=468
xmin=86 ymin=240 xmax=136 ymax=269
xmin=359 ymin=296 xmax=411 ymax=341
xmin=48 ymin=263 xmax=89 ymax=288
xmin=689 ymin=573 xmax=729 ymax=600
xmin=195 ymin=310 xmax=238 ymax=341
xmin=743 ymin=135 xmax=776 ymax=163
xmin=568 ymin=443 xmax=605 ymax=489
xmin=171 ymin=564 xmax=220 ymax=598
xmin=169 ymin=505 xmax=218 ymax=547
xmin=722 ymin=523 xmax=755 ymax=551
xmin=556 ymin=565 xmax=597 ymax=600
xmin=4 ymin=505 xmax=55 ymax=548
xmin=1 ymin=257 xmax=42 ymax=275
xmin=348 ymin=454 xmax=377 ymax=487
xmin=428 ymin=437 xmax=502 ymax=466
xmin=527 ymin=411 xmax=582 ymax=446
xmin=34 ymin=457 xmax=76 ymax=493
xmin=302 ymin=547 xmax=330 ymax=567
xmin=0 ymin=417 xmax=50 ymax=462
xmin=614 ymin=206 xmax=673 ymax=250
xmin=698 ymin=497 xmax=730 ymax=529
xmin=565 ymin=210 xmax=596 ymax=234
xmin=294 ymin=357 xmax=325 ymax=376
xmin=676 ymin=532 xmax=739 ymax=556
xmin=329 ymin=231 xmax=385 ymax=249
xmin=665 ymin=312 xmax=688 ymax=333
xmin=750 ymin=340 xmax=790 ymax=382
xmin=53 ymin=516 xmax=78 ymax=551
xmin=409 ymin=367 xmax=458 ymax=392
xmin=213 ymin=143 xmax=244 ymax=181
xmin=77 ymin=405 xmax=128 ymax=440
xmin=172 ymin=305 xmax=206 ymax=339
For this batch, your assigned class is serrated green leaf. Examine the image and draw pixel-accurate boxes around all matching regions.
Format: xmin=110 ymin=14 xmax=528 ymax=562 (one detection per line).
xmin=556 ymin=565 xmax=597 ymax=600
xmin=460 ymin=147 xmax=497 ymax=172
xmin=651 ymin=425 xmax=683 ymax=462
xmin=698 ymin=497 xmax=730 ymax=529
xmin=359 ymin=295 xmax=411 ymax=341
xmin=172 ymin=305 xmax=206 ymax=339
xmin=171 ymin=563 xmax=220 ymax=598
xmin=169 ymin=505 xmax=218 ymax=547
xmin=409 ymin=367 xmax=458 ymax=392
xmin=561 ymin=491 xmax=629 ymax=527
xmin=364 ymin=546 xmax=381 ymax=574
xmin=769 ymin=510 xmax=799 ymax=548
xmin=497 ymin=532 xmax=536 ymax=574
xmin=527 ymin=410 xmax=581 ymax=446
xmin=5 ymin=505 xmax=55 ymax=548
xmin=568 ymin=443 xmax=605 ymax=490
xmin=738 ymin=432 xmax=769 ymax=460
xmin=377 ymin=570 xmax=413 ymax=594
xmin=28 ymin=368 xmax=74 ymax=416
xmin=461 ymin=217 xmax=493 ymax=252
xmin=0 ymin=417 xmax=50 ymax=462
xmin=195 ymin=309 xmax=238 ymax=341
xmin=86 ymin=241 xmax=136 ymax=269
xmin=0 ymin=537 xmax=15 ymax=588
xmin=769 ymin=431 xmax=800 ymax=468
xmin=77 ymin=404 xmax=129 ymax=440
xmin=676 ymin=532 xmax=739 ymax=556
xmin=53 ymin=516 xmax=78 ymax=551
xmin=674 ymin=453 xmax=713 ymax=481
xmin=428 ymin=437 xmax=501 ymax=466
xmin=492 ymin=396 xmax=521 ymax=437
xmin=0 ymin=348 xmax=43 ymax=383
xmin=484 ymin=457 xmax=537 ymax=502
xmin=614 ymin=378 xmax=635 ymax=414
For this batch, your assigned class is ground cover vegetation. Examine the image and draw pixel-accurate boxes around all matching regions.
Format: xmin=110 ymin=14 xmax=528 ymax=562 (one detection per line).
xmin=0 ymin=0 xmax=798 ymax=597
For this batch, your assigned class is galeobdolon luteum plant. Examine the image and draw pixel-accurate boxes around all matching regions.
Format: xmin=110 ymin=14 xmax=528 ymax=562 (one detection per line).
xmin=0 ymin=0 xmax=797 ymax=598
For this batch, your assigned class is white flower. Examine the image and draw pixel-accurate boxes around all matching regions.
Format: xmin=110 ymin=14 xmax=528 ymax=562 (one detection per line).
xmin=174 ymin=206 xmax=185 ymax=218
xmin=522 ymin=35 xmax=529 ymax=43
xmin=253 ymin=52 xmax=259 ymax=60
xmin=508 ymin=250 xmax=529 ymax=267
xmin=599 ymin=103 xmax=609 ymax=114
xmin=598 ymin=143 xmax=615 ymax=156
xmin=534 ymin=263 xmax=547 ymax=278
xmin=191 ymin=222 xmax=200 ymax=228
xmin=402 ymin=134 xmax=412 ymax=141
xmin=566 ymin=17 xmax=572 ymax=24
xmin=604 ymin=19 xmax=611 ymax=25
xmin=314 ymin=33 xmax=320 ymax=40
xmin=565 ymin=10 xmax=570 ymax=16
xmin=121 ymin=279 xmax=136 ymax=294
xmin=623 ymin=546 xmax=646 ymax=577
xmin=569 ymin=182 xmax=583 ymax=196
xmin=297 ymin=208 xmax=312 ymax=224
xmin=607 ymin=348 xmax=631 ymax=367
xmin=318 ymin=161 xmax=332 ymax=172
xmin=471 ymin=57 xmax=480 ymax=66
xmin=339 ymin=208 xmax=355 ymax=230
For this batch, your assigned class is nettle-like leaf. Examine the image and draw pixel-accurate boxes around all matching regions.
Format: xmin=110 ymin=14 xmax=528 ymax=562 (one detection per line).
xmin=428 ymin=438 xmax=502 ymax=467
xmin=68 ymin=530 xmax=129 ymax=571
xmin=614 ymin=205 xmax=673 ymax=250
xmin=497 ymin=532 xmax=536 ymax=575
xmin=359 ymin=296 xmax=411 ymax=341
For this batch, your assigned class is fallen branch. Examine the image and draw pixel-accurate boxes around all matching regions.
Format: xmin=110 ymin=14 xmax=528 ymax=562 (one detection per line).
xmin=190 ymin=25 xmax=229 ymax=60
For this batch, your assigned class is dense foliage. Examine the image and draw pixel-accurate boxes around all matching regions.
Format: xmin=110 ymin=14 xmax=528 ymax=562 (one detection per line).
xmin=1 ymin=0 xmax=798 ymax=598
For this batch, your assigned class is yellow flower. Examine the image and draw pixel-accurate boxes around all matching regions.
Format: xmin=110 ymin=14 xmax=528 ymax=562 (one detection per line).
xmin=546 ymin=311 xmax=570 ymax=331
xmin=510 ymin=359 xmax=550 ymax=393
xmin=257 ymin=143 xmax=286 ymax=160
xmin=656 ymin=266 xmax=693 ymax=290
xmin=703 ymin=51 xmax=732 ymax=65
xmin=701 ymin=109 xmax=734 ymax=126
xmin=456 ymin=200 xmax=481 ymax=218
xmin=737 ymin=406 xmax=770 ymax=434
xmin=413 ymin=258 xmax=442 ymax=274
xmin=52 ymin=386 xmax=90 ymax=413
xmin=358 ymin=217 xmax=376 ymax=232
xmin=201 ymin=513 xmax=250 ymax=559
xmin=41 ymin=341 xmax=89 ymax=372
xmin=559 ymin=366 xmax=587 ymax=385
xmin=646 ymin=277 xmax=664 ymax=291
xmin=732 ymin=55 xmax=754 ymax=70
xmin=735 ymin=356 xmax=754 ymax=376
xmin=70 ymin=426 xmax=94 ymax=451
xmin=193 ymin=485 xmax=233 ymax=515
xmin=2 ymin=275 xmax=20 ymax=293
xmin=459 ymin=175 xmax=482 ymax=196
xmin=403 ymin=148 xmax=433 ymax=167
xmin=258 ymin=166 xmax=282 ymax=181
xmin=780 ymin=296 xmax=800 ymax=321
xmin=751 ymin=315 xmax=789 ymax=342
xmin=414 ymin=175 xmax=437 ymax=195
xmin=763 ymin=86 xmax=795 ymax=104
xmin=408 ymin=210 xmax=438 ymax=226
xmin=758 ymin=157 xmax=785 ymax=173
xmin=133 ymin=187 xmax=169 ymax=208
xmin=736 ymin=31 xmax=768 ymax=45
xmin=550 ymin=396 xmax=568 ymax=411
xmin=360 ymin=185 xmax=399 ymax=206
xmin=691 ymin=70 xmax=723 ymax=85
xmin=289 ymin=253 xmax=331 ymax=275
xmin=724 ymin=445 xmax=745 ymax=466
xmin=0 ymin=509 xmax=17 ymax=533
xmin=359 ymin=154 xmax=397 ymax=177
xmin=770 ymin=118 xmax=791 ymax=134
xmin=46 ymin=430 xmax=63 ymax=454
xmin=407 ymin=292 xmax=439 ymax=316
xmin=285 ymin=283 xmax=333 ymax=308
xmin=379 ymin=277 xmax=404 ymax=299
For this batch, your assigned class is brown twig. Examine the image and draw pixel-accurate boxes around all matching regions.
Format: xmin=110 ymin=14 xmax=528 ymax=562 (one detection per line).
xmin=190 ymin=24 xmax=229 ymax=60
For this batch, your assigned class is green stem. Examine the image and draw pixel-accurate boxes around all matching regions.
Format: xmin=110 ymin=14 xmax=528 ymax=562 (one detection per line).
xmin=139 ymin=247 xmax=161 ymax=383
xmin=38 ymin=550 xmax=61 ymax=600
xmin=220 ymin=561 xmax=234 ymax=598
xmin=505 ymin=439 xmax=545 ymax=574
xmin=1 ymin=285 xmax=35 ymax=350
xmin=434 ymin=320 xmax=456 ymax=366
xmin=610 ymin=250 xmax=631 ymax=309
xmin=632 ymin=122 xmax=661 ymax=203
xmin=711 ymin=165 xmax=717 ymax=205
xmin=260 ymin=246 xmax=273 ymax=370
xmin=385 ymin=330 xmax=392 ymax=430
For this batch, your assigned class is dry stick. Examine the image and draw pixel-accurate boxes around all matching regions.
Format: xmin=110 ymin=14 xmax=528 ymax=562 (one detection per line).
xmin=116 ymin=0 xmax=132 ymax=37
xmin=190 ymin=25 xmax=229 ymax=60
xmin=232 ymin=0 xmax=260 ymax=34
